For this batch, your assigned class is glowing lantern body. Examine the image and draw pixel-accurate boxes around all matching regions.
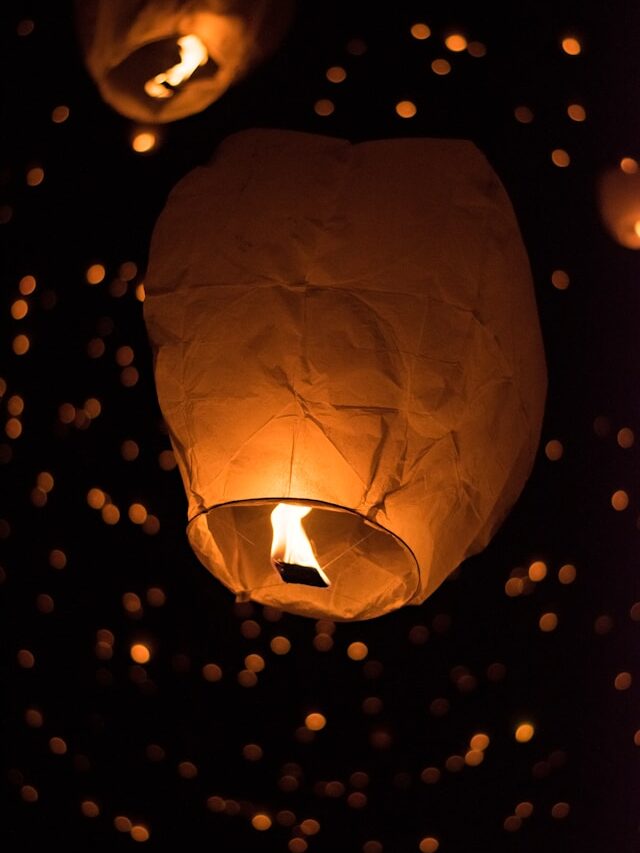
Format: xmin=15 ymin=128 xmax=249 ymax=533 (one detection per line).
xmin=598 ymin=164 xmax=640 ymax=249
xmin=145 ymin=130 xmax=546 ymax=620
xmin=75 ymin=0 xmax=293 ymax=123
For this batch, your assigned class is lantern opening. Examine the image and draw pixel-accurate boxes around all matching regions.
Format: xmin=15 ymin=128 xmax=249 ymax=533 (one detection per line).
xmin=270 ymin=503 xmax=330 ymax=588
xmin=190 ymin=499 xmax=420 ymax=620
xmin=144 ymin=35 xmax=209 ymax=100
xmin=106 ymin=37 xmax=219 ymax=118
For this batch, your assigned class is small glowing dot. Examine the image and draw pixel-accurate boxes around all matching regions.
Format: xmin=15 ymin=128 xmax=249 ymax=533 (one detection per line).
xmin=396 ymin=100 xmax=417 ymax=118
xmin=49 ymin=736 xmax=67 ymax=754
xmin=505 ymin=577 xmax=523 ymax=597
xmin=130 ymin=825 xmax=150 ymax=842
xmin=465 ymin=749 xmax=484 ymax=766
xmin=504 ymin=816 xmax=522 ymax=832
xmin=515 ymin=723 xmax=535 ymax=743
xmin=515 ymin=801 xmax=534 ymax=818
xmin=135 ymin=283 xmax=146 ymax=302
xmin=562 ymin=37 xmax=581 ymax=55
xmin=81 ymin=800 xmax=100 ymax=817
xmin=202 ymin=663 xmax=222 ymax=682
xmin=49 ymin=549 xmax=67 ymax=569
xmin=545 ymin=439 xmax=564 ymax=460
xmin=123 ymin=592 xmax=142 ymax=614
xmin=630 ymin=602 xmax=640 ymax=621
xmin=611 ymin=490 xmax=629 ymax=511
xmin=445 ymin=34 xmax=467 ymax=52
xmin=86 ymin=264 xmax=105 ymax=285
xmin=314 ymin=99 xmax=335 ymax=117
xmin=289 ymin=839 xmax=308 ymax=853
xmin=467 ymin=41 xmax=487 ymax=57
xmin=514 ymin=105 xmax=534 ymax=124
xmin=26 ymin=167 xmax=44 ymax=187
xmin=158 ymin=449 xmax=176 ymax=470
xmin=101 ymin=504 xmax=120 ymax=525
xmin=132 ymin=131 xmax=157 ymax=153
xmin=539 ymin=612 xmax=558 ymax=632
xmin=419 ymin=838 xmax=439 ymax=852
xmin=445 ymin=754 xmax=464 ymax=772
xmin=420 ymin=767 xmax=440 ymax=784
xmin=237 ymin=669 xmax=258 ymax=687
xmin=17 ymin=649 xmax=35 ymax=668
xmin=36 ymin=593 xmax=54 ymax=613
xmin=270 ymin=635 xmax=291 ymax=655
xmin=19 ymin=275 xmax=37 ymax=295
xmin=11 ymin=299 xmax=29 ymax=320
xmin=326 ymin=66 xmax=346 ymax=83
xmin=558 ymin=563 xmax=576 ymax=584
xmin=116 ymin=345 xmax=134 ymax=366
xmin=242 ymin=743 xmax=263 ymax=761
xmin=528 ymin=560 xmax=548 ymax=581
xmin=17 ymin=19 xmax=35 ymax=36
xmin=252 ymin=813 xmax=272 ymax=831
xmin=551 ymin=269 xmax=570 ymax=290
xmin=551 ymin=802 xmax=570 ymax=819
xmin=614 ymin=671 xmax=632 ymax=690
xmin=21 ymin=785 xmax=38 ymax=802
xmin=411 ymin=23 xmax=431 ymax=40
xmin=240 ymin=619 xmax=261 ymax=639
xmin=305 ymin=712 xmax=326 ymax=731
xmin=25 ymin=708 xmax=44 ymax=727
xmin=120 ymin=366 xmax=139 ymax=387
xmin=5 ymin=418 xmax=22 ymax=439
xmin=347 ymin=641 xmax=368 ymax=660
xmin=128 ymin=503 xmax=148 ymax=524
xmin=51 ymin=105 xmax=70 ymax=123
xmin=114 ymin=816 xmax=132 ymax=832
xmin=620 ymin=157 xmax=638 ymax=174
xmin=617 ymin=427 xmax=634 ymax=448
xmin=567 ymin=103 xmax=586 ymax=121
xmin=13 ymin=334 xmax=30 ymax=355
xmin=86 ymin=488 xmax=106 ymax=510
xmin=551 ymin=149 xmax=571 ymax=167
xmin=37 ymin=471 xmax=54 ymax=492
xmin=146 ymin=587 xmax=165 ymax=607
xmin=130 ymin=643 xmax=151 ymax=664
xmin=245 ymin=653 xmax=265 ymax=672
xmin=300 ymin=819 xmax=320 ymax=835
xmin=347 ymin=791 xmax=367 ymax=808
xmin=177 ymin=761 xmax=197 ymax=779
xmin=470 ymin=733 xmax=490 ymax=751
xmin=431 ymin=58 xmax=451 ymax=75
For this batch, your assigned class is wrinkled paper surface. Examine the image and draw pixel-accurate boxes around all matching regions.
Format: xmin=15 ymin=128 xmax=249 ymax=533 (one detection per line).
xmin=145 ymin=129 xmax=546 ymax=618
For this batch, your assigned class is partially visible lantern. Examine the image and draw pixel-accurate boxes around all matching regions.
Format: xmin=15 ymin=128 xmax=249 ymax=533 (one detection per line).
xmin=75 ymin=0 xmax=293 ymax=123
xmin=144 ymin=130 xmax=546 ymax=620
xmin=598 ymin=161 xmax=640 ymax=248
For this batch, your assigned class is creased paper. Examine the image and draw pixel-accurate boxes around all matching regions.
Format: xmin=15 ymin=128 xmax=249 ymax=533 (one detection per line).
xmin=145 ymin=129 xmax=546 ymax=619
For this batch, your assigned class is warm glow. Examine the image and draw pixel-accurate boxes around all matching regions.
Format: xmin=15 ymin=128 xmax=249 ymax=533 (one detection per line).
xmin=145 ymin=35 xmax=208 ymax=99
xmin=515 ymin=723 xmax=535 ymax=742
xmin=132 ymin=131 xmax=157 ymax=153
xmin=562 ymin=37 xmax=581 ymax=55
xmin=411 ymin=23 xmax=431 ymax=40
xmin=470 ymin=732 xmax=490 ymax=751
xmin=620 ymin=157 xmax=638 ymax=174
xmin=130 ymin=643 xmax=151 ymax=663
xmin=252 ymin=813 xmax=272 ymax=831
xmin=305 ymin=712 xmax=326 ymax=731
xmin=445 ymin=34 xmax=467 ymax=52
xmin=396 ymin=100 xmax=417 ymax=118
xmin=270 ymin=504 xmax=330 ymax=586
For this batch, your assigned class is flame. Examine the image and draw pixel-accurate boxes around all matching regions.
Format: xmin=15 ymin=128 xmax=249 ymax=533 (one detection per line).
xmin=270 ymin=503 xmax=330 ymax=585
xmin=144 ymin=35 xmax=209 ymax=100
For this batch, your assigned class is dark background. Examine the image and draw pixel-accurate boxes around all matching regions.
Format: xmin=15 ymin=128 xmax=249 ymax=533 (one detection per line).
xmin=2 ymin=1 xmax=639 ymax=851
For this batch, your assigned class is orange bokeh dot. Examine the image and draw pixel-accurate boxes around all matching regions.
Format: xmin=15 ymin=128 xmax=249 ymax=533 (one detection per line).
xmin=561 ymin=37 xmax=581 ymax=55
xmin=396 ymin=100 xmax=417 ymax=118
xmin=410 ymin=23 xmax=431 ymax=40
xmin=130 ymin=643 xmax=151 ymax=664
xmin=611 ymin=490 xmax=629 ymax=511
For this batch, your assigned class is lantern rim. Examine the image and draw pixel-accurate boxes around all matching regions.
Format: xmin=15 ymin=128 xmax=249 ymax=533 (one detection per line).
xmin=187 ymin=497 xmax=422 ymax=620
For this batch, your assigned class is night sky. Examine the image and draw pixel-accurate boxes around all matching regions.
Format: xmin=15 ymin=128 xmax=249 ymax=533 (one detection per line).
xmin=2 ymin=1 xmax=639 ymax=851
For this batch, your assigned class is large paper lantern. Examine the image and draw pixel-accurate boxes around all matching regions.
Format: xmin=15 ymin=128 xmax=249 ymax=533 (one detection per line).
xmin=598 ymin=161 xmax=640 ymax=249
xmin=75 ymin=0 xmax=293 ymax=123
xmin=144 ymin=129 xmax=546 ymax=620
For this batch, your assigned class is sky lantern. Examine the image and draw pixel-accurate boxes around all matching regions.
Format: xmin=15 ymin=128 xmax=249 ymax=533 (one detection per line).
xmin=144 ymin=129 xmax=546 ymax=620
xmin=598 ymin=161 xmax=640 ymax=249
xmin=75 ymin=0 xmax=293 ymax=123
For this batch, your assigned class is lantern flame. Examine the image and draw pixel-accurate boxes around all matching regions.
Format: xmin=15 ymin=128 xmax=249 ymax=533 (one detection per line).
xmin=270 ymin=503 xmax=330 ymax=587
xmin=144 ymin=34 xmax=208 ymax=99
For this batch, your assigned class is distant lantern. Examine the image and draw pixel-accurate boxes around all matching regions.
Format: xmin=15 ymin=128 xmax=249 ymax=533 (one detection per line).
xmin=75 ymin=0 xmax=293 ymax=123
xmin=144 ymin=130 xmax=546 ymax=620
xmin=598 ymin=163 xmax=640 ymax=249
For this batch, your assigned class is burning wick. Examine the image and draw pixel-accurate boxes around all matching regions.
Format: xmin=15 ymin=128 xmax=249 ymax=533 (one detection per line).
xmin=270 ymin=503 xmax=330 ymax=588
xmin=144 ymin=34 xmax=209 ymax=99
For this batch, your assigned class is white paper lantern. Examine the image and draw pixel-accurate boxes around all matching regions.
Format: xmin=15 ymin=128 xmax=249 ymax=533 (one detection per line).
xmin=144 ymin=129 xmax=546 ymax=620
xmin=76 ymin=0 xmax=293 ymax=123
